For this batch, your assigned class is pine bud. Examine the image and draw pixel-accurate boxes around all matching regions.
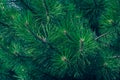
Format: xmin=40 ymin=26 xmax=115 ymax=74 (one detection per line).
xmin=61 ymin=56 xmax=67 ymax=62
xmin=42 ymin=37 xmax=47 ymax=43
xmin=107 ymin=19 xmax=113 ymax=24
xmin=63 ymin=30 xmax=67 ymax=35
xmin=25 ymin=20 xmax=29 ymax=26
xmin=80 ymin=38 xmax=85 ymax=42
xmin=103 ymin=62 xmax=108 ymax=67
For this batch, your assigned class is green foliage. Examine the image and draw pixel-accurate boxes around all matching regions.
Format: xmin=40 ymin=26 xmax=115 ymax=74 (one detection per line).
xmin=0 ymin=0 xmax=120 ymax=80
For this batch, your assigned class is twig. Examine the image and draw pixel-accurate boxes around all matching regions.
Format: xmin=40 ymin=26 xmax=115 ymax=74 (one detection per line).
xmin=26 ymin=27 xmax=62 ymax=55
xmin=107 ymin=56 xmax=120 ymax=59
xmin=79 ymin=38 xmax=84 ymax=52
xmin=95 ymin=32 xmax=108 ymax=40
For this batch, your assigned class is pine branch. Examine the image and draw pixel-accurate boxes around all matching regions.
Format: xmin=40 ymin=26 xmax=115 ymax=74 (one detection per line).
xmin=0 ymin=44 xmax=32 ymax=59
xmin=26 ymin=26 xmax=62 ymax=54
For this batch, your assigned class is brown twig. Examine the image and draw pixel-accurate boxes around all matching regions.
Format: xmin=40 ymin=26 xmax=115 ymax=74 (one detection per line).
xmin=79 ymin=38 xmax=84 ymax=52
xmin=95 ymin=32 xmax=109 ymax=40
